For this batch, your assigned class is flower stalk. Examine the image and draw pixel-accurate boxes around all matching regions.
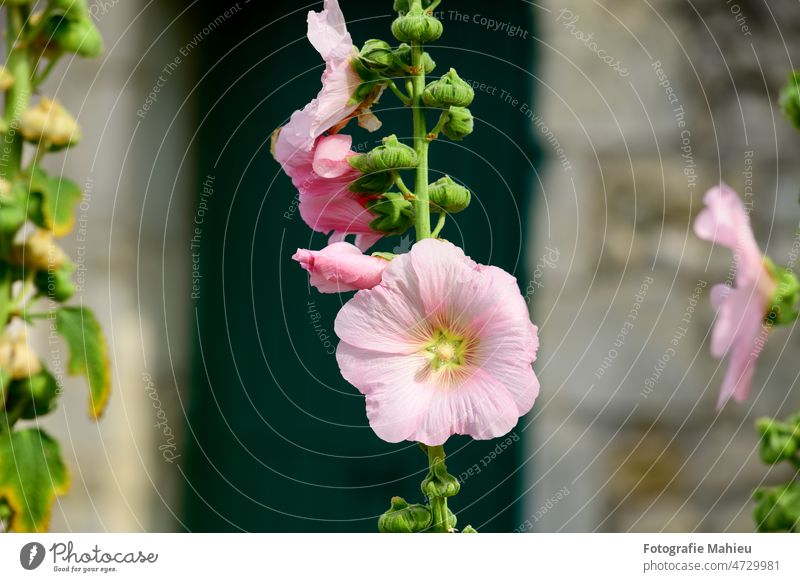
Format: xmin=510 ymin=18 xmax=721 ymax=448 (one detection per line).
xmin=411 ymin=37 xmax=431 ymax=240
xmin=426 ymin=445 xmax=450 ymax=532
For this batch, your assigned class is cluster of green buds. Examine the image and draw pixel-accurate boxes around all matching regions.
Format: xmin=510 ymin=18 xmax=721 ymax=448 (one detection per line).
xmin=28 ymin=0 xmax=103 ymax=59
xmin=378 ymin=445 xmax=476 ymax=533
xmin=752 ymin=414 xmax=800 ymax=532
xmin=0 ymin=0 xmax=109 ymax=534
xmin=348 ymin=6 xmax=476 ymax=238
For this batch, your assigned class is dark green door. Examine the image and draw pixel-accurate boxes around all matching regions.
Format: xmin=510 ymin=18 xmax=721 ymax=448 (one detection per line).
xmin=184 ymin=0 xmax=540 ymax=532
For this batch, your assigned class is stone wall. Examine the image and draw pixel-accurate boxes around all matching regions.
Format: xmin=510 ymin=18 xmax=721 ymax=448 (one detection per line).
xmin=527 ymin=0 xmax=800 ymax=531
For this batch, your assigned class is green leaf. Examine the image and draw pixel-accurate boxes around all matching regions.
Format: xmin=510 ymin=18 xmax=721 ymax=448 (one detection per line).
xmin=0 ymin=428 xmax=70 ymax=532
xmin=55 ymin=306 xmax=110 ymax=419
xmin=24 ymin=168 xmax=83 ymax=236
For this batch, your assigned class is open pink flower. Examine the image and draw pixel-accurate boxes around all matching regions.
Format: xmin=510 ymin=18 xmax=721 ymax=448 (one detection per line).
xmin=293 ymin=242 xmax=388 ymax=293
xmin=694 ymin=183 xmax=776 ymax=407
xmin=335 ymin=239 xmax=540 ymax=445
xmin=274 ymin=132 xmax=382 ymax=251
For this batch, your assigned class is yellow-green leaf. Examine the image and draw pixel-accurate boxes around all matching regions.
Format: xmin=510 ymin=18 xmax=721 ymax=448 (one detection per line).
xmin=23 ymin=168 xmax=83 ymax=237
xmin=0 ymin=428 xmax=70 ymax=532
xmin=42 ymin=176 xmax=82 ymax=237
xmin=55 ymin=306 xmax=111 ymax=419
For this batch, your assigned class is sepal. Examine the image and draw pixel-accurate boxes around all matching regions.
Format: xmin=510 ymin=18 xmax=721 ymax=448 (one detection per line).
xmin=441 ymin=107 xmax=473 ymax=141
xmin=421 ymin=454 xmax=460 ymax=499
xmin=378 ymin=496 xmax=431 ymax=533
xmin=367 ymin=192 xmax=415 ymax=234
xmin=423 ymin=69 xmax=474 ymax=108
xmin=428 ymin=176 xmax=471 ymax=213
xmin=391 ymin=6 xmax=443 ymax=44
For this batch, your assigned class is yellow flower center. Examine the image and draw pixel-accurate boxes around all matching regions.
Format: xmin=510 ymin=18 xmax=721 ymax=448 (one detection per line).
xmin=423 ymin=328 xmax=475 ymax=377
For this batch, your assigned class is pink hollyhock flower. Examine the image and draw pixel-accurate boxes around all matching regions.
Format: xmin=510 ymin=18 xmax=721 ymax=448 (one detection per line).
xmin=277 ymin=0 xmax=382 ymax=158
xmin=694 ymin=183 xmax=777 ymax=407
xmin=293 ymin=242 xmax=388 ymax=293
xmin=273 ymin=132 xmax=382 ymax=251
xmin=335 ymin=239 xmax=540 ymax=445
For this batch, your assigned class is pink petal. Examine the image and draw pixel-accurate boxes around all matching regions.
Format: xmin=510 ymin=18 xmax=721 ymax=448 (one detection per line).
xmin=307 ymin=0 xmax=353 ymax=62
xmin=410 ymin=369 xmax=520 ymax=446
xmin=694 ymin=183 xmax=763 ymax=285
xmin=717 ymin=299 xmax=770 ymax=408
xmin=477 ymin=323 xmax=540 ymax=414
xmin=292 ymin=242 xmax=387 ymax=293
xmin=336 ymin=343 xmax=433 ymax=442
xmin=312 ymin=134 xmax=355 ymax=178
xmin=334 ymin=259 xmax=427 ymax=354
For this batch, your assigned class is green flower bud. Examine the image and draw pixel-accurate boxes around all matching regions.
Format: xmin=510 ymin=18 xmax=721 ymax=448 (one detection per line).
xmin=13 ymin=369 xmax=60 ymax=419
xmin=349 ymin=171 xmax=396 ymax=195
xmin=391 ymin=44 xmax=436 ymax=76
xmin=391 ymin=6 xmax=443 ymax=44
xmin=428 ymin=176 xmax=471 ymax=213
xmin=0 ymin=66 xmax=14 ymax=92
xmin=35 ymin=262 xmax=76 ymax=302
xmin=38 ymin=14 xmax=104 ymax=59
xmin=367 ymin=192 xmax=415 ymax=234
xmin=441 ymin=107 xmax=474 ymax=141
xmin=350 ymin=135 xmax=418 ymax=174
xmin=358 ymin=39 xmax=395 ymax=72
xmin=423 ymin=69 xmax=475 ymax=108
xmin=756 ymin=417 xmax=800 ymax=464
xmin=421 ymin=456 xmax=460 ymax=499
xmin=753 ymin=483 xmax=800 ymax=533
xmin=765 ymin=259 xmax=800 ymax=326
xmin=378 ymin=496 xmax=431 ymax=533
xmin=393 ymin=0 xmax=436 ymax=13
xmin=461 ymin=525 xmax=478 ymax=533
xmin=779 ymin=70 xmax=800 ymax=131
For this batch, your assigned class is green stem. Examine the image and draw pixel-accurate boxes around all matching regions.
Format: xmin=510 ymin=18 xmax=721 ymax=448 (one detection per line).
xmin=32 ymin=52 xmax=63 ymax=89
xmin=427 ymin=110 xmax=450 ymax=141
xmin=387 ymin=80 xmax=411 ymax=106
xmin=411 ymin=40 xmax=431 ymax=240
xmin=395 ymin=175 xmax=414 ymax=199
xmin=1 ymin=5 xmax=32 ymax=182
xmin=431 ymin=212 xmax=446 ymax=238
xmin=427 ymin=445 xmax=449 ymax=532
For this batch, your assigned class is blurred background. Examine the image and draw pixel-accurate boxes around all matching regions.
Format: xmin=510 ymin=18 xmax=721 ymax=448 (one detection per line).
xmin=25 ymin=0 xmax=800 ymax=532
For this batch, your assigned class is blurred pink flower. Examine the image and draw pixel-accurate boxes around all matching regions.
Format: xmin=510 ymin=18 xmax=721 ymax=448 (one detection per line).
xmin=335 ymin=239 xmax=540 ymax=445
xmin=694 ymin=183 xmax=776 ymax=407
xmin=293 ymin=242 xmax=388 ymax=293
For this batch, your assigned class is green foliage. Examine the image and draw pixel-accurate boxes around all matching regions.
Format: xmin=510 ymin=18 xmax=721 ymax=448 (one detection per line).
xmin=24 ymin=168 xmax=83 ymax=237
xmin=0 ymin=428 xmax=70 ymax=532
xmin=753 ymin=482 xmax=800 ymax=533
xmin=55 ymin=306 xmax=111 ymax=419
xmin=779 ymin=70 xmax=800 ymax=132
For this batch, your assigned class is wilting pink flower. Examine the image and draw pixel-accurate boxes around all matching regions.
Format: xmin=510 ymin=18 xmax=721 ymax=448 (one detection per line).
xmin=276 ymin=0 xmax=381 ymax=158
xmin=273 ymin=132 xmax=382 ymax=251
xmin=335 ymin=239 xmax=540 ymax=445
xmin=694 ymin=183 xmax=776 ymax=407
xmin=293 ymin=242 xmax=388 ymax=293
